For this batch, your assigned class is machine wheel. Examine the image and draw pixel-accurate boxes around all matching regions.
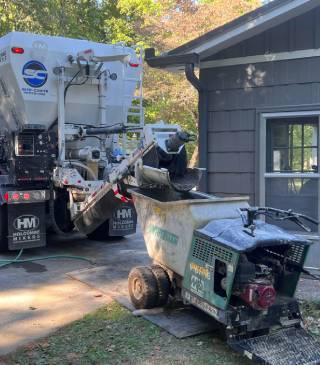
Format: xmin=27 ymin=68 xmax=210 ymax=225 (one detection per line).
xmin=151 ymin=265 xmax=171 ymax=307
xmin=86 ymin=220 xmax=124 ymax=241
xmin=128 ymin=266 xmax=158 ymax=309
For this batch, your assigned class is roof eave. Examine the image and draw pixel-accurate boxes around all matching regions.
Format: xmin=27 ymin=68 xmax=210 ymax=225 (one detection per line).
xmin=145 ymin=50 xmax=199 ymax=71
xmin=151 ymin=0 xmax=320 ymax=69
xmin=191 ymin=0 xmax=319 ymax=60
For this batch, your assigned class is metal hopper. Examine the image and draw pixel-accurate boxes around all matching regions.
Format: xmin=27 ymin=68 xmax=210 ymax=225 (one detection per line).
xmin=130 ymin=188 xmax=249 ymax=276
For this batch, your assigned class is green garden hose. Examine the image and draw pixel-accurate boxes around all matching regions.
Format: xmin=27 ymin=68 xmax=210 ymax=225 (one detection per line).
xmin=0 ymin=249 xmax=93 ymax=269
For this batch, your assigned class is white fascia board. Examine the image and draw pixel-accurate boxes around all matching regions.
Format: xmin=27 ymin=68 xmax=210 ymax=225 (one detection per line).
xmin=200 ymin=48 xmax=320 ymax=69
xmin=192 ymin=0 xmax=319 ymax=59
xmin=261 ymin=110 xmax=320 ymax=118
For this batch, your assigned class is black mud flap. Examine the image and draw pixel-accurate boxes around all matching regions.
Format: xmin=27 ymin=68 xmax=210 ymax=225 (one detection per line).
xmin=7 ymin=203 xmax=46 ymax=250
xmin=74 ymin=189 xmax=123 ymax=235
xmin=229 ymin=327 xmax=320 ymax=365
xmin=108 ymin=202 xmax=137 ymax=236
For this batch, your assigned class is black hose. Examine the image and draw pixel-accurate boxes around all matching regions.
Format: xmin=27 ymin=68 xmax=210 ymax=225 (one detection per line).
xmin=48 ymin=70 xmax=83 ymax=131
xmin=302 ymin=268 xmax=320 ymax=281
xmin=85 ymin=125 xmax=125 ymax=135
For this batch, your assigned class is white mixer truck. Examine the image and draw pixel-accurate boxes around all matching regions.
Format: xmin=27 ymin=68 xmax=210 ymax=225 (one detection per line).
xmin=0 ymin=31 xmax=145 ymax=251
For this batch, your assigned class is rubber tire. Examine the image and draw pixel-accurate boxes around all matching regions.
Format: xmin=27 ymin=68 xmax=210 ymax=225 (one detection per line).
xmin=151 ymin=265 xmax=171 ymax=307
xmin=54 ymin=190 xmax=74 ymax=233
xmin=128 ymin=266 xmax=158 ymax=309
xmin=0 ymin=204 xmax=8 ymax=252
xmin=87 ymin=220 xmax=124 ymax=241
xmin=87 ymin=221 xmax=110 ymax=241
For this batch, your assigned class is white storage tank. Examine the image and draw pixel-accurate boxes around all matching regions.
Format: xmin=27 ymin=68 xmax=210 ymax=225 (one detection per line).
xmin=0 ymin=32 xmax=141 ymax=132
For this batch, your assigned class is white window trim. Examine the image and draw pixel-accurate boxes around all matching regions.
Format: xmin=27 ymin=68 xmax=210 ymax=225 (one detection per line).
xmin=259 ymin=111 xmax=320 ymax=234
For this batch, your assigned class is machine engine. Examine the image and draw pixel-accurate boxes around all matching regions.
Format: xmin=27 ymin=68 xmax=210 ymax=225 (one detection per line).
xmin=233 ymin=257 xmax=277 ymax=310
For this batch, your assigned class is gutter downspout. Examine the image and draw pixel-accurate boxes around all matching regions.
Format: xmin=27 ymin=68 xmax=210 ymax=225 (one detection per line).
xmin=185 ymin=63 xmax=208 ymax=193
xmin=144 ymin=49 xmax=209 ymax=192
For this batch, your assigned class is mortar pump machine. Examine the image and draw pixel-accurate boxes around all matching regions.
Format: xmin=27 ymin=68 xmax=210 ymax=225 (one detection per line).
xmin=126 ymin=127 xmax=320 ymax=365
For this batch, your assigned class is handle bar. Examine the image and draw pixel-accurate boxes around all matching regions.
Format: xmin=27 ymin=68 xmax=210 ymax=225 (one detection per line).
xmin=239 ymin=207 xmax=318 ymax=232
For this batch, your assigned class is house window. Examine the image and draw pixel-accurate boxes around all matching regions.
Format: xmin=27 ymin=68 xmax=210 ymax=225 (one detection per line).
xmin=266 ymin=119 xmax=318 ymax=173
xmin=263 ymin=116 xmax=319 ymax=233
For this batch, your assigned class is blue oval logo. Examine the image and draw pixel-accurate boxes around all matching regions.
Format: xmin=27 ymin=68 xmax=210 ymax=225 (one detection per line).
xmin=22 ymin=60 xmax=48 ymax=88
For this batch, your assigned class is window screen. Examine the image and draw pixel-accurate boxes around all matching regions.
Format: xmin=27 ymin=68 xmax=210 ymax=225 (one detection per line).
xmin=266 ymin=118 xmax=318 ymax=173
xmin=265 ymin=117 xmax=319 ymax=232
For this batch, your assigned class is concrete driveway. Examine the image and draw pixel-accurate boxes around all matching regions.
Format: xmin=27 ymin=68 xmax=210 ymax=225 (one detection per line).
xmin=0 ymin=231 xmax=145 ymax=355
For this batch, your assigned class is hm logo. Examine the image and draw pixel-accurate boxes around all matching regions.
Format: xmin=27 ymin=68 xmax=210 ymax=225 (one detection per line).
xmin=116 ymin=208 xmax=132 ymax=220
xmin=14 ymin=215 xmax=39 ymax=231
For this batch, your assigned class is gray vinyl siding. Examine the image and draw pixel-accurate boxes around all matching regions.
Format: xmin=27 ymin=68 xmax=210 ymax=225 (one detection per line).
xmin=200 ymin=7 xmax=320 ymax=204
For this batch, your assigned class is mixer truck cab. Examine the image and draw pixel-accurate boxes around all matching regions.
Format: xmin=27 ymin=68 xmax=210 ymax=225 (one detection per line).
xmin=0 ymin=31 xmax=142 ymax=251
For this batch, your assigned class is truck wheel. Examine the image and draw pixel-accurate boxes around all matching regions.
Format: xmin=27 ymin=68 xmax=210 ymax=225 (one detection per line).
xmin=87 ymin=221 xmax=109 ymax=240
xmin=151 ymin=265 xmax=171 ymax=307
xmin=128 ymin=266 xmax=158 ymax=309
xmin=86 ymin=220 xmax=124 ymax=241
xmin=53 ymin=190 xmax=74 ymax=233
xmin=0 ymin=204 xmax=7 ymax=252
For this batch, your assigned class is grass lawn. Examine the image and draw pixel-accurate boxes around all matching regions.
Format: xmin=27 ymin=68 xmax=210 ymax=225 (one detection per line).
xmin=0 ymin=301 xmax=250 ymax=365
xmin=1 ymin=300 xmax=319 ymax=365
xmin=301 ymin=300 xmax=320 ymax=336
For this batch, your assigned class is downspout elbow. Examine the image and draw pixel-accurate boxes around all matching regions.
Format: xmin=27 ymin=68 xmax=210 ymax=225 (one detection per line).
xmin=185 ymin=63 xmax=204 ymax=92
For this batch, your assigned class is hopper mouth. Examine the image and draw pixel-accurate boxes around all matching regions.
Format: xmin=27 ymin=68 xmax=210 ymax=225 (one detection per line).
xmin=129 ymin=187 xmax=209 ymax=203
xmin=169 ymin=168 xmax=203 ymax=192
xmin=136 ymin=164 xmax=203 ymax=193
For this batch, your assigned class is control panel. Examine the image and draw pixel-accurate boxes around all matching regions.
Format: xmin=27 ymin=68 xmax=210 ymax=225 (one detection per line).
xmin=11 ymin=131 xmax=57 ymax=186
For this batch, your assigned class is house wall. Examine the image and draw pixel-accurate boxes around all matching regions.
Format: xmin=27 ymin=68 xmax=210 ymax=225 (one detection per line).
xmin=200 ymin=8 xmax=320 ymax=204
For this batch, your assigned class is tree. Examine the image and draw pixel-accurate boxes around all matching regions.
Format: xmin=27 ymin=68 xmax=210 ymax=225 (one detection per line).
xmin=140 ymin=0 xmax=260 ymax=161
xmin=0 ymin=0 xmax=104 ymax=40
xmin=0 ymin=0 xmax=260 ymax=161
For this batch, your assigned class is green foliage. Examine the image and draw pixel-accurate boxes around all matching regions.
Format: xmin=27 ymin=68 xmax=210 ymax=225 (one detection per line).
xmin=0 ymin=0 xmax=259 ymax=162
xmin=0 ymin=0 xmax=105 ymax=40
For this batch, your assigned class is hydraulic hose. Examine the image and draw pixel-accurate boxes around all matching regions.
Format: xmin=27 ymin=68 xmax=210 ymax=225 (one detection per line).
xmin=68 ymin=161 xmax=97 ymax=180
xmin=305 ymin=267 xmax=320 ymax=271
xmin=0 ymin=249 xmax=93 ymax=269
xmin=85 ymin=125 xmax=125 ymax=135
xmin=302 ymin=267 xmax=320 ymax=281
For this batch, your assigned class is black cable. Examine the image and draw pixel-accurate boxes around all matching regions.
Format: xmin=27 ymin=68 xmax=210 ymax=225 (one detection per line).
xmin=82 ymin=135 xmax=103 ymax=141
xmin=64 ymin=70 xmax=82 ymax=100
xmin=48 ymin=70 xmax=84 ymax=131
xmin=302 ymin=269 xmax=320 ymax=281
xmin=48 ymin=66 xmax=112 ymax=131
xmin=66 ymin=76 xmax=89 ymax=88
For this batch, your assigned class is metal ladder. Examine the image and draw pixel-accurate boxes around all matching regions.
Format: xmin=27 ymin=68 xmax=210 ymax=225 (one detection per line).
xmin=121 ymin=47 xmax=144 ymax=155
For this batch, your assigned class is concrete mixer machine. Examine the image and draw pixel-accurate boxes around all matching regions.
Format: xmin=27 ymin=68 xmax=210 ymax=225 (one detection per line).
xmin=0 ymin=31 xmax=144 ymax=250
